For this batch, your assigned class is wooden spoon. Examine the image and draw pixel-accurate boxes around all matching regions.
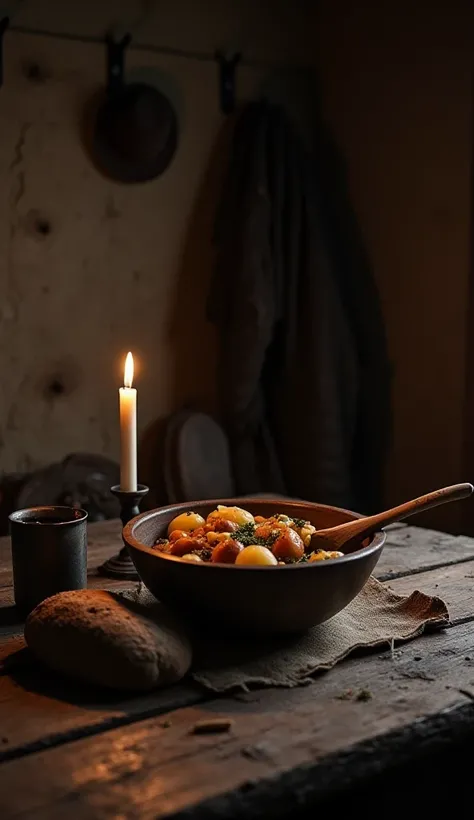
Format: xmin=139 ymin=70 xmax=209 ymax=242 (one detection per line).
xmin=309 ymin=483 xmax=474 ymax=553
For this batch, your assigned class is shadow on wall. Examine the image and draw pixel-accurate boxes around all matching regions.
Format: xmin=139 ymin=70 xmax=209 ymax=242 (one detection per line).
xmin=137 ymin=113 xmax=239 ymax=506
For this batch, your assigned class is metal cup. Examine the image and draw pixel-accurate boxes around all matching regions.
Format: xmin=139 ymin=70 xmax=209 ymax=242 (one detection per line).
xmin=9 ymin=505 xmax=88 ymax=617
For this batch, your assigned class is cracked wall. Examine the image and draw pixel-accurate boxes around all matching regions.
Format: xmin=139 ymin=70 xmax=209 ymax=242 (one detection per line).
xmin=0 ymin=2 xmax=314 ymax=494
xmin=0 ymin=32 xmax=260 ymax=479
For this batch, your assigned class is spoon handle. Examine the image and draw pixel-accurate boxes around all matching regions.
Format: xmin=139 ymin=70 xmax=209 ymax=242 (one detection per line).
xmin=359 ymin=482 xmax=473 ymax=533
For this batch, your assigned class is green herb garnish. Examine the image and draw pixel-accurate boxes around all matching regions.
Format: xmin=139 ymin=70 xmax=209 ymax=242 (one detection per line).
xmin=234 ymin=522 xmax=280 ymax=548
xmin=233 ymin=522 xmax=255 ymax=540
xmin=291 ymin=517 xmax=309 ymax=528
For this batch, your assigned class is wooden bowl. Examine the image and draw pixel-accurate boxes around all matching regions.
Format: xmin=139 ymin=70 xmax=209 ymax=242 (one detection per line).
xmin=123 ymin=498 xmax=386 ymax=636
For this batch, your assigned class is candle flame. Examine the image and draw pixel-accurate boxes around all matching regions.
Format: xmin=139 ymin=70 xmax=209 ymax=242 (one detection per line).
xmin=124 ymin=352 xmax=134 ymax=389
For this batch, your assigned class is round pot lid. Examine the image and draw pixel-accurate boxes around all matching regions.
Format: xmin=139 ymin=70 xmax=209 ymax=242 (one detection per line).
xmin=164 ymin=411 xmax=235 ymax=502
xmin=92 ymin=81 xmax=178 ymax=184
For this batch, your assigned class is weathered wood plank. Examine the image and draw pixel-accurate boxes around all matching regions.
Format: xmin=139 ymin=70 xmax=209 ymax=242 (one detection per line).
xmin=0 ymin=557 xmax=473 ymax=766
xmin=1 ymin=621 xmax=473 ymax=819
xmin=388 ymin=558 xmax=474 ymax=623
xmin=0 ymin=521 xmax=472 ymax=817
xmin=0 ymin=636 xmax=205 ymax=765
xmin=379 ymin=525 xmax=474 ymax=579
xmin=0 ymin=629 xmax=205 ymax=744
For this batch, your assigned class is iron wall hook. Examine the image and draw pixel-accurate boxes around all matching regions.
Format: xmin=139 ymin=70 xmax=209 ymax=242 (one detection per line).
xmin=215 ymin=50 xmax=241 ymax=115
xmin=0 ymin=17 xmax=9 ymax=90
xmin=105 ymin=32 xmax=132 ymax=96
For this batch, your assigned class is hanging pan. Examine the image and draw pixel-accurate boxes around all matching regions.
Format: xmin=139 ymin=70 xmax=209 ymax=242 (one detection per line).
xmin=89 ymin=34 xmax=178 ymax=184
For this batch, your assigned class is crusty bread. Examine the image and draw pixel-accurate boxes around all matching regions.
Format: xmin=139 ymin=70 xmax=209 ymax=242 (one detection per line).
xmin=25 ymin=588 xmax=192 ymax=691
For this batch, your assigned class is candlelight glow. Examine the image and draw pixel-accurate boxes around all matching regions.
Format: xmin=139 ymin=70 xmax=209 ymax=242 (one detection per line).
xmin=124 ymin=352 xmax=134 ymax=389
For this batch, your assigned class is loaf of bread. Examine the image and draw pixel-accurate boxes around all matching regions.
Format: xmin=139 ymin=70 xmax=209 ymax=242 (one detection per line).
xmin=24 ymin=588 xmax=192 ymax=691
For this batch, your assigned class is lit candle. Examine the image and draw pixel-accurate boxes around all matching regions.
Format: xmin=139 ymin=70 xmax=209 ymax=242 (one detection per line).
xmin=119 ymin=352 xmax=137 ymax=491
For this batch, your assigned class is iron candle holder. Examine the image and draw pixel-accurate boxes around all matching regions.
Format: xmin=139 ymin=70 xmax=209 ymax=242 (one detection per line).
xmin=99 ymin=484 xmax=149 ymax=579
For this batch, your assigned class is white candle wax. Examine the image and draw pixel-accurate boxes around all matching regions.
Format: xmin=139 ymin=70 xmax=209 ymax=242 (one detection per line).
xmin=119 ymin=352 xmax=137 ymax=492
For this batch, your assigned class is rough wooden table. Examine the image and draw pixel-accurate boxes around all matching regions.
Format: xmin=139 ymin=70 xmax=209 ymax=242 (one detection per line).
xmin=1 ymin=519 xmax=474 ymax=818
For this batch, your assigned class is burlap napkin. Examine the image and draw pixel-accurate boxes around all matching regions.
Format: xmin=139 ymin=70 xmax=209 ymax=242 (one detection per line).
xmin=121 ymin=577 xmax=449 ymax=693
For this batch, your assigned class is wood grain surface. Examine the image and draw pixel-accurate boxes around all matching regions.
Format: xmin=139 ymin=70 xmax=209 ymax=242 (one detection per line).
xmin=1 ymin=622 xmax=473 ymax=819
xmin=1 ymin=520 xmax=474 ymax=818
